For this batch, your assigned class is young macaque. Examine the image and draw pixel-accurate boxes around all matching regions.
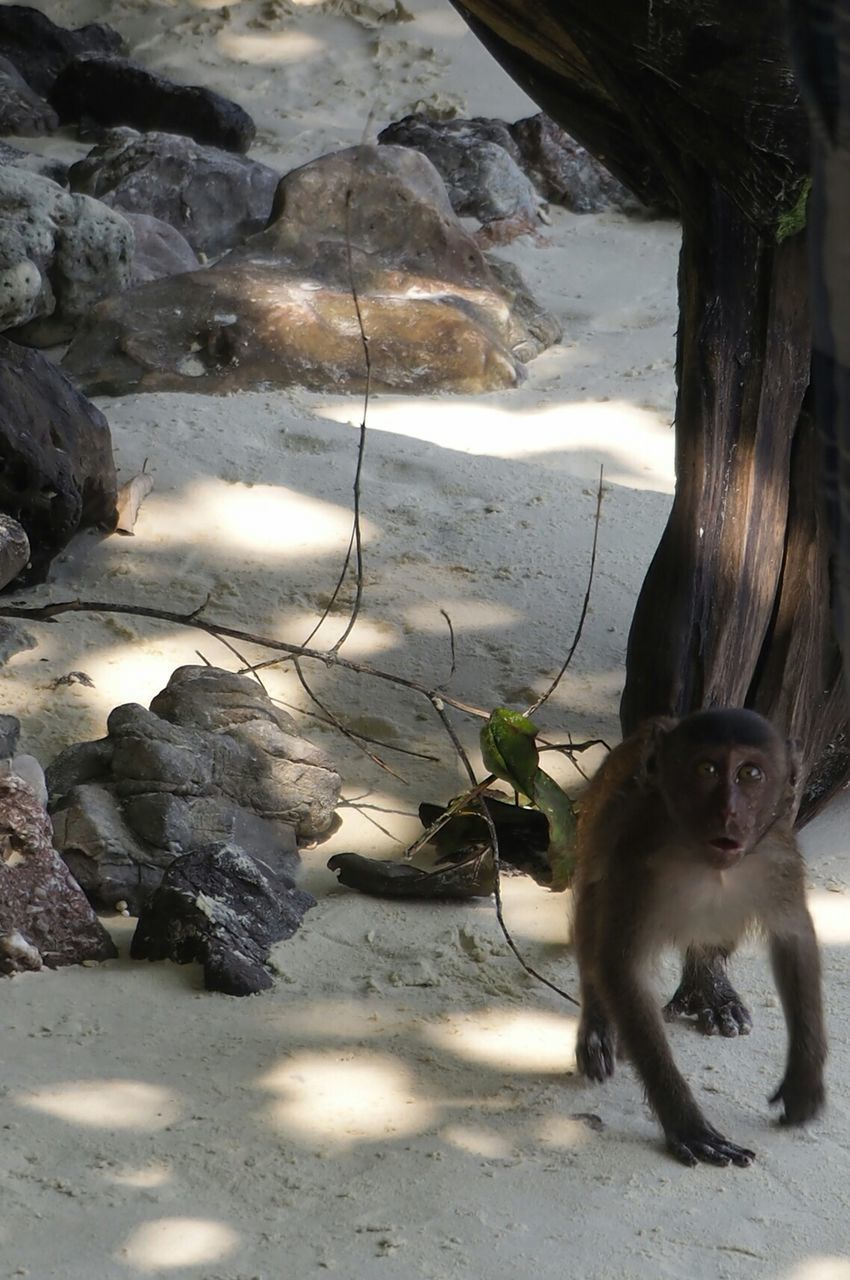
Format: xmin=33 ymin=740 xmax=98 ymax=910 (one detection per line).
xmin=573 ymin=708 xmax=826 ymax=1167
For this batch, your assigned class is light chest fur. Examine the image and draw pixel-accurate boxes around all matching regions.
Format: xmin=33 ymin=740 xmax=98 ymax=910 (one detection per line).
xmin=642 ymin=843 xmax=774 ymax=951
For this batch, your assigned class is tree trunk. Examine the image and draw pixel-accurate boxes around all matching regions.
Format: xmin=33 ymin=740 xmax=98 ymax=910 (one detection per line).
xmin=451 ymin=0 xmax=849 ymax=817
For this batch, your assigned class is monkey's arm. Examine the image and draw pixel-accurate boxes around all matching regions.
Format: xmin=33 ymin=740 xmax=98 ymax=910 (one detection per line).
xmin=600 ymin=951 xmax=755 ymax=1167
xmin=769 ymin=916 xmax=827 ymax=1124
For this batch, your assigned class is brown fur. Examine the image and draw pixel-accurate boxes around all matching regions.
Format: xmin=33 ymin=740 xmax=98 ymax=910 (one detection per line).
xmin=573 ymin=709 xmax=826 ymax=1167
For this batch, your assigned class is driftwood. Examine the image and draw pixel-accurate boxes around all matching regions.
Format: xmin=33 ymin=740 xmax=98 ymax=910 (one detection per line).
xmin=450 ymin=0 xmax=848 ymax=818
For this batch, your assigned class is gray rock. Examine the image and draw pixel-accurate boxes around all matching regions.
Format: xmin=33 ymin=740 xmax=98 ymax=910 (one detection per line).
xmin=123 ymin=212 xmax=199 ymax=284
xmin=0 ymin=139 xmax=68 ymax=184
xmin=379 ymin=113 xmax=545 ymax=233
xmin=0 ymin=166 xmax=133 ymax=341
xmin=0 ymin=715 xmax=20 ymax=760
xmin=0 ymin=772 xmax=117 ymax=975
xmin=509 ymin=113 xmax=644 ymax=215
xmin=0 ymin=53 xmax=58 ymax=135
xmin=51 ymin=54 xmax=255 ymax=154
xmin=69 ymin=129 xmax=279 ymax=257
xmin=130 ymin=842 xmax=316 ymax=995
xmin=0 ymin=515 xmax=30 ymax=589
xmin=0 ymin=338 xmax=117 ymax=584
xmin=0 ymin=6 xmax=123 ymax=98
xmin=61 ymin=144 xmax=560 ymax=396
xmin=47 ymin=665 xmax=341 ymax=912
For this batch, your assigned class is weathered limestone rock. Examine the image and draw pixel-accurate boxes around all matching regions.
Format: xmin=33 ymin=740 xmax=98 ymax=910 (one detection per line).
xmin=47 ymin=666 xmax=341 ymax=913
xmin=130 ymin=842 xmax=316 ymax=995
xmin=0 ymin=516 xmax=30 ymax=589
xmin=61 ymin=145 xmax=561 ymax=395
xmin=0 ymin=772 xmax=117 ymax=975
xmin=0 ymin=139 xmax=68 ymax=184
xmin=509 ymin=113 xmax=644 ymax=214
xmin=0 ymin=6 xmax=123 ymax=98
xmin=123 ymin=212 xmax=199 ymax=284
xmin=0 ymin=166 xmax=133 ymax=341
xmin=51 ymin=55 xmax=256 ymax=153
xmin=380 ymin=111 xmax=643 ymax=218
xmin=69 ymin=129 xmax=279 ymax=257
xmin=378 ymin=113 xmax=545 ymax=234
xmin=0 ymin=53 xmax=58 ymax=135
xmin=0 ymin=338 xmax=117 ymax=584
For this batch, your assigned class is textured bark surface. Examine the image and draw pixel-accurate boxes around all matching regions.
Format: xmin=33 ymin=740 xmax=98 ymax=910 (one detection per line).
xmin=451 ymin=0 xmax=849 ymax=816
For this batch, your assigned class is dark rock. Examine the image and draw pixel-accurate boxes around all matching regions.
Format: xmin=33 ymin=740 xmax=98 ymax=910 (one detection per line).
xmin=69 ymin=129 xmax=279 ymax=257
xmin=0 ymin=772 xmax=117 ymax=975
xmin=0 ymin=715 xmax=20 ymax=760
xmin=0 ymin=139 xmax=68 ymax=185
xmin=47 ymin=665 xmax=340 ymax=913
xmin=379 ymin=111 xmax=644 ymax=218
xmin=130 ymin=842 xmax=316 ymax=995
xmin=123 ymin=212 xmax=200 ymax=284
xmin=0 ymin=53 xmax=58 ymax=135
xmin=378 ymin=113 xmax=545 ymax=235
xmin=61 ymin=144 xmax=560 ymax=396
xmin=51 ymin=54 xmax=255 ymax=153
xmin=0 ymin=515 xmax=30 ymax=588
xmin=0 ymin=338 xmax=117 ymax=585
xmin=0 ymin=5 xmax=123 ymax=98
xmin=0 ymin=167 xmax=133 ymax=340
xmin=509 ymin=114 xmax=644 ymax=215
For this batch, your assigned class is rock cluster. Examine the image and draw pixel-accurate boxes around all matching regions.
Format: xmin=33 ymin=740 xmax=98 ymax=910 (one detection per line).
xmin=47 ymin=665 xmax=342 ymax=914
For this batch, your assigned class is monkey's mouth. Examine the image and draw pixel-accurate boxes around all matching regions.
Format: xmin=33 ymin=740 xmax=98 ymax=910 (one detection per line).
xmin=707 ymin=837 xmax=744 ymax=869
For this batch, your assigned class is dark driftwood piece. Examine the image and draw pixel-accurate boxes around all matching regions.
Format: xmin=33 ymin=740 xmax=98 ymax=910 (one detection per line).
xmin=451 ymin=0 xmax=849 ymax=817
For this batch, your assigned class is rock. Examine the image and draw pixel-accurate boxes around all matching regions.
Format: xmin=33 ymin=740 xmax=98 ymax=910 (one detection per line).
xmin=0 ymin=338 xmax=117 ymax=584
xmin=378 ymin=113 xmax=545 ymax=235
xmin=47 ymin=665 xmax=341 ymax=913
xmin=0 ymin=715 xmax=20 ymax=760
xmin=51 ymin=54 xmax=256 ymax=153
xmin=0 ymin=516 xmax=30 ymax=589
xmin=379 ymin=111 xmax=644 ymax=218
xmin=0 ymin=5 xmax=123 ymax=98
xmin=123 ymin=212 xmax=199 ymax=284
xmin=61 ymin=144 xmax=560 ymax=396
xmin=69 ymin=129 xmax=279 ymax=257
xmin=0 ymin=166 xmax=133 ymax=341
xmin=130 ymin=842 xmax=316 ymax=995
xmin=0 ymin=139 xmax=68 ymax=185
xmin=0 ymin=53 xmax=58 ymax=135
xmin=509 ymin=114 xmax=644 ymax=215
xmin=0 ymin=772 xmax=117 ymax=975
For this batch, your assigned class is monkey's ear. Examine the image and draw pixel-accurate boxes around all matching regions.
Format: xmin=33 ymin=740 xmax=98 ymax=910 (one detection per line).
xmin=639 ymin=717 xmax=675 ymax=788
xmin=785 ymin=738 xmax=803 ymax=816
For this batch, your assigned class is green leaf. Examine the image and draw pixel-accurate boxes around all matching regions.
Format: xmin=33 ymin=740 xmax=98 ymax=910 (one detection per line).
xmin=480 ymin=708 xmax=578 ymax=890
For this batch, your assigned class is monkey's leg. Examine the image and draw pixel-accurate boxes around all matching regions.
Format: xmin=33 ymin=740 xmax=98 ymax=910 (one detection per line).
xmin=664 ymin=944 xmax=753 ymax=1037
xmin=768 ymin=920 xmax=827 ymax=1125
xmin=602 ymin=959 xmax=755 ymax=1167
xmin=573 ymin=880 xmax=617 ymax=1080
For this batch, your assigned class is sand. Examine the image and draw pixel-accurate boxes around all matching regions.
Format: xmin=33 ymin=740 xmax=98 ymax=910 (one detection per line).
xmin=2 ymin=3 xmax=849 ymax=1278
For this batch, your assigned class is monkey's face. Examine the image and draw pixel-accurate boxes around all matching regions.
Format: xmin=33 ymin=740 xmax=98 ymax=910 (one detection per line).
xmin=658 ymin=738 xmax=787 ymax=870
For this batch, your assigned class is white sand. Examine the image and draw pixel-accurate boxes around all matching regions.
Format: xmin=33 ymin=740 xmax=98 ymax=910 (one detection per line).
xmin=2 ymin=3 xmax=849 ymax=1278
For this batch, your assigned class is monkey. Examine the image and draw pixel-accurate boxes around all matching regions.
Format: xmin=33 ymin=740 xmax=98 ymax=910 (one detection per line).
xmin=573 ymin=708 xmax=826 ymax=1167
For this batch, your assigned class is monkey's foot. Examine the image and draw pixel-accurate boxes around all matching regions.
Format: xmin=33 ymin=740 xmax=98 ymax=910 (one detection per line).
xmin=664 ymin=975 xmax=752 ymax=1038
xmin=769 ymin=1070 xmax=826 ymax=1125
xmin=576 ymin=1017 xmax=616 ymax=1081
xmin=665 ymin=1124 xmax=755 ymax=1168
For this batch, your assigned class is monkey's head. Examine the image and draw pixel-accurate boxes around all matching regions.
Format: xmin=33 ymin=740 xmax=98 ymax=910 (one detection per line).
xmin=648 ymin=709 xmax=797 ymax=870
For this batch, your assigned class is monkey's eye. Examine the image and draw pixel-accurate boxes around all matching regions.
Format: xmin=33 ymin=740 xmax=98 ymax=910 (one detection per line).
xmin=695 ymin=760 xmax=718 ymax=777
xmin=737 ymin=763 xmax=764 ymax=782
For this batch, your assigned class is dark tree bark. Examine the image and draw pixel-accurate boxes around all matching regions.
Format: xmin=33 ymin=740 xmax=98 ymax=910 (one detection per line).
xmin=452 ymin=0 xmax=849 ymax=816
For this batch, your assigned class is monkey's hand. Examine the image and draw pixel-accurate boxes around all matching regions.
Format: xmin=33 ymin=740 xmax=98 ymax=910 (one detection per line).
xmin=665 ymin=1123 xmax=755 ymax=1168
xmin=769 ymin=1068 xmax=825 ymax=1125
